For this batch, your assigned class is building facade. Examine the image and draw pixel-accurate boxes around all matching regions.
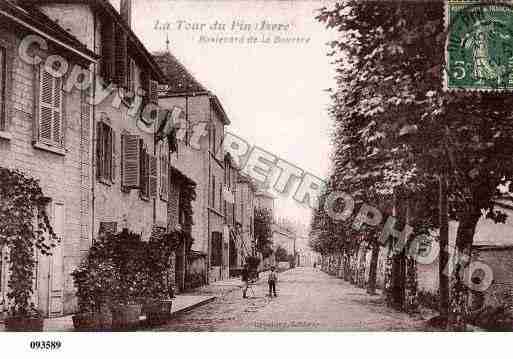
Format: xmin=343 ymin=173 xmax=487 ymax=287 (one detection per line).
xmin=0 ymin=1 xmax=97 ymax=318
xmin=235 ymin=174 xmax=257 ymax=270
xmin=154 ymin=51 xmax=232 ymax=283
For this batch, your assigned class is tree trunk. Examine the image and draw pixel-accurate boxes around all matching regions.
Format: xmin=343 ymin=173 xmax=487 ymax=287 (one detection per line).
xmin=448 ymin=212 xmax=480 ymax=331
xmin=367 ymin=240 xmax=380 ymax=295
xmin=439 ymin=175 xmax=450 ymax=326
xmin=343 ymin=243 xmax=351 ymax=281
xmin=350 ymin=242 xmax=360 ymax=285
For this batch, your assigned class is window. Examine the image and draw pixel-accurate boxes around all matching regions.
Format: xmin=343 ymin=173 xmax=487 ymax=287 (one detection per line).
xmin=99 ymin=221 xmax=117 ymax=237
xmin=211 ymin=232 xmax=223 ymax=266
xmin=0 ymin=47 xmax=6 ymax=131
xmin=211 ymin=176 xmax=216 ymax=208
xmin=219 ymin=184 xmax=223 ymax=212
xmin=140 ymin=140 xmax=149 ymax=199
xmin=38 ymin=65 xmax=63 ymax=146
xmin=138 ymin=140 xmax=157 ymax=200
xmin=121 ymin=133 xmax=140 ymax=189
xmin=127 ymin=57 xmax=136 ymax=96
xmin=160 ymin=142 xmax=169 ymax=201
xmin=100 ymin=21 xmax=115 ymax=81
xmin=96 ymin=121 xmax=114 ymax=183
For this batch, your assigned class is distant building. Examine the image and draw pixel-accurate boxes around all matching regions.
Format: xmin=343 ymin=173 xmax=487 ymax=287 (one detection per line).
xmin=255 ymin=190 xmax=275 ymax=213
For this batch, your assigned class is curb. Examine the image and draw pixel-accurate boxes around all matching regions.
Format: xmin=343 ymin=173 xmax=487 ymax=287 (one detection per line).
xmin=170 ymin=296 xmax=216 ymax=317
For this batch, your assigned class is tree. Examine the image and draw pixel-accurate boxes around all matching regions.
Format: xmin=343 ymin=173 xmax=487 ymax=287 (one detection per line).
xmin=254 ymin=207 xmax=273 ymax=258
xmin=317 ymin=1 xmax=513 ymax=329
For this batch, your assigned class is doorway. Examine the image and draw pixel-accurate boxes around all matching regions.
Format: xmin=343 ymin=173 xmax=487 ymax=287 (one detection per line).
xmin=38 ymin=202 xmax=65 ymax=318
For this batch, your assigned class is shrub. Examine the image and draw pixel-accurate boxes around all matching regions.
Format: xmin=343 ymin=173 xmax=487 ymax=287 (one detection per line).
xmin=72 ymin=229 xmax=180 ymax=312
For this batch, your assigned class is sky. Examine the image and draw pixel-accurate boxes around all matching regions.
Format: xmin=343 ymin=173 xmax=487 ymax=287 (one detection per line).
xmin=126 ymin=0 xmax=337 ymax=226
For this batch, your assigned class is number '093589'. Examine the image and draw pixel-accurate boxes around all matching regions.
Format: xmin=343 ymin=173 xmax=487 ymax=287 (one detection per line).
xmin=29 ymin=341 xmax=62 ymax=350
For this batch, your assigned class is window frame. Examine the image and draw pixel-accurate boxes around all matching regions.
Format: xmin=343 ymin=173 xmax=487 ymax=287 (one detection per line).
xmin=211 ymin=176 xmax=216 ymax=209
xmin=139 ymin=139 xmax=150 ymax=200
xmin=96 ymin=120 xmax=114 ymax=184
xmin=35 ymin=64 xmax=65 ymax=149
xmin=159 ymin=141 xmax=169 ymax=202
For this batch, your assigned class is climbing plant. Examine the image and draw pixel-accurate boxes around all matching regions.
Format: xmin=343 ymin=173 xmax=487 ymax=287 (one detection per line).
xmin=0 ymin=167 xmax=59 ymax=317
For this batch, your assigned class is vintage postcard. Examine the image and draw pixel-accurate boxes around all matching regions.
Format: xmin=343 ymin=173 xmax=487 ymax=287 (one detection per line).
xmin=0 ymin=1 xmax=512 ymax=353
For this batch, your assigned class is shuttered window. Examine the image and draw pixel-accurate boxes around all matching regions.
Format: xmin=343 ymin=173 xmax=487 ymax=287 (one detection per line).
xmin=139 ymin=139 xmax=150 ymax=199
xmin=219 ymin=184 xmax=223 ymax=213
xmin=211 ymin=176 xmax=216 ymax=208
xmin=121 ymin=133 xmax=140 ymax=189
xmin=211 ymin=232 xmax=223 ymax=267
xmin=160 ymin=142 xmax=169 ymax=201
xmin=38 ymin=66 xmax=63 ymax=146
xmin=0 ymin=47 xmax=5 ymax=131
xmin=149 ymin=79 xmax=158 ymax=104
xmin=149 ymin=155 xmax=158 ymax=198
xmin=99 ymin=221 xmax=117 ymax=237
xmin=100 ymin=21 xmax=116 ymax=82
xmin=127 ymin=57 xmax=136 ymax=97
xmin=115 ymin=25 xmax=128 ymax=88
xmin=96 ymin=122 xmax=114 ymax=183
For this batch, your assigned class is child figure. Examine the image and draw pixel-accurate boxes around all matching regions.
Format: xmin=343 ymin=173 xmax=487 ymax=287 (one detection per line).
xmin=268 ymin=266 xmax=278 ymax=297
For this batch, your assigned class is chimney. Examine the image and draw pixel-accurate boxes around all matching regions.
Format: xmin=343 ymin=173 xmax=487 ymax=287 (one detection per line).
xmin=120 ymin=0 xmax=132 ymax=28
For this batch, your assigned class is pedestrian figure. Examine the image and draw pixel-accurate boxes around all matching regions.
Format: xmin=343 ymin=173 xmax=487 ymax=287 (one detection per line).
xmin=268 ymin=266 xmax=278 ymax=297
xmin=241 ymin=263 xmax=250 ymax=299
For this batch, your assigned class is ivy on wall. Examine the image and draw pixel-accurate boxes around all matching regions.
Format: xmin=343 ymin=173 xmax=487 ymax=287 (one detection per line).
xmin=0 ymin=167 xmax=58 ymax=317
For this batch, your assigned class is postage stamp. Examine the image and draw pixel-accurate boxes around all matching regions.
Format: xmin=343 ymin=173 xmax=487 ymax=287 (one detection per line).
xmin=445 ymin=1 xmax=513 ymax=91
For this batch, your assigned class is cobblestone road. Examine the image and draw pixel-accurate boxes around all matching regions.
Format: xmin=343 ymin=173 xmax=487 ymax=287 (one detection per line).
xmin=153 ymin=267 xmax=429 ymax=331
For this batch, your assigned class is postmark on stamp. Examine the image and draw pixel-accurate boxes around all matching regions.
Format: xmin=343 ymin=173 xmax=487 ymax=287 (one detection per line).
xmin=445 ymin=1 xmax=513 ymax=91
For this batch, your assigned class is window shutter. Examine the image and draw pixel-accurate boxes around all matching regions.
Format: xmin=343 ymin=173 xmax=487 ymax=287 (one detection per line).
xmin=106 ymin=127 xmax=113 ymax=181
xmin=115 ymin=25 xmax=127 ymax=88
xmin=122 ymin=134 xmax=140 ymax=189
xmin=99 ymin=221 xmax=117 ymax=237
xmin=53 ymin=76 xmax=62 ymax=144
xmin=39 ymin=67 xmax=55 ymax=143
xmin=149 ymin=79 xmax=158 ymax=104
xmin=111 ymin=130 xmax=116 ymax=182
xmin=145 ymin=152 xmax=150 ymax=196
xmin=139 ymin=140 xmax=148 ymax=197
xmin=160 ymin=145 xmax=169 ymax=200
xmin=149 ymin=155 xmax=158 ymax=198
xmin=101 ymin=21 xmax=116 ymax=81
xmin=96 ymin=122 xmax=104 ymax=179
xmin=128 ymin=58 xmax=136 ymax=95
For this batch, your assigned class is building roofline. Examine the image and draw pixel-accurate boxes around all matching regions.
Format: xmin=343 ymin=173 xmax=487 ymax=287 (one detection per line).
xmin=1 ymin=1 xmax=98 ymax=62
xmin=23 ymin=0 xmax=165 ymax=80
xmin=210 ymin=95 xmax=231 ymax=125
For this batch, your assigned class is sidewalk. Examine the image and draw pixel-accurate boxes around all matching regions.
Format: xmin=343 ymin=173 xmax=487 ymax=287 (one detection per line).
xmin=0 ymin=294 xmax=215 ymax=332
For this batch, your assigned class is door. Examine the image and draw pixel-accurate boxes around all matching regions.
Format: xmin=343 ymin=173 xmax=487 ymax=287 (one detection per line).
xmin=48 ymin=203 xmax=65 ymax=317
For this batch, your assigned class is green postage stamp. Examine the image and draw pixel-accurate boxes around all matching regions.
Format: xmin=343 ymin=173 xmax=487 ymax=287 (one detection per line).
xmin=446 ymin=0 xmax=513 ymax=91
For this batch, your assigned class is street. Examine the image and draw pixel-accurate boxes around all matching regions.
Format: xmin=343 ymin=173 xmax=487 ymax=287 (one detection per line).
xmin=153 ymin=267 xmax=428 ymax=331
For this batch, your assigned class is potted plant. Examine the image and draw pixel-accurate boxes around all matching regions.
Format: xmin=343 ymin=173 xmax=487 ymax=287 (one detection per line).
xmin=71 ymin=250 xmax=116 ymax=331
xmin=107 ymin=230 xmax=147 ymax=329
xmin=0 ymin=168 xmax=59 ymax=331
xmin=5 ymin=303 xmax=43 ymax=332
xmin=141 ymin=232 xmax=179 ymax=325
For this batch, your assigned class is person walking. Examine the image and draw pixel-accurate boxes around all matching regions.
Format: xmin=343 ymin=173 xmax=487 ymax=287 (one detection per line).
xmin=268 ymin=266 xmax=278 ymax=297
xmin=241 ymin=263 xmax=250 ymax=299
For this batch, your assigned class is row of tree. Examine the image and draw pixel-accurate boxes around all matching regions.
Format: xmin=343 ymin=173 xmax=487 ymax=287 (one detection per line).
xmin=310 ymin=1 xmax=513 ymax=330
